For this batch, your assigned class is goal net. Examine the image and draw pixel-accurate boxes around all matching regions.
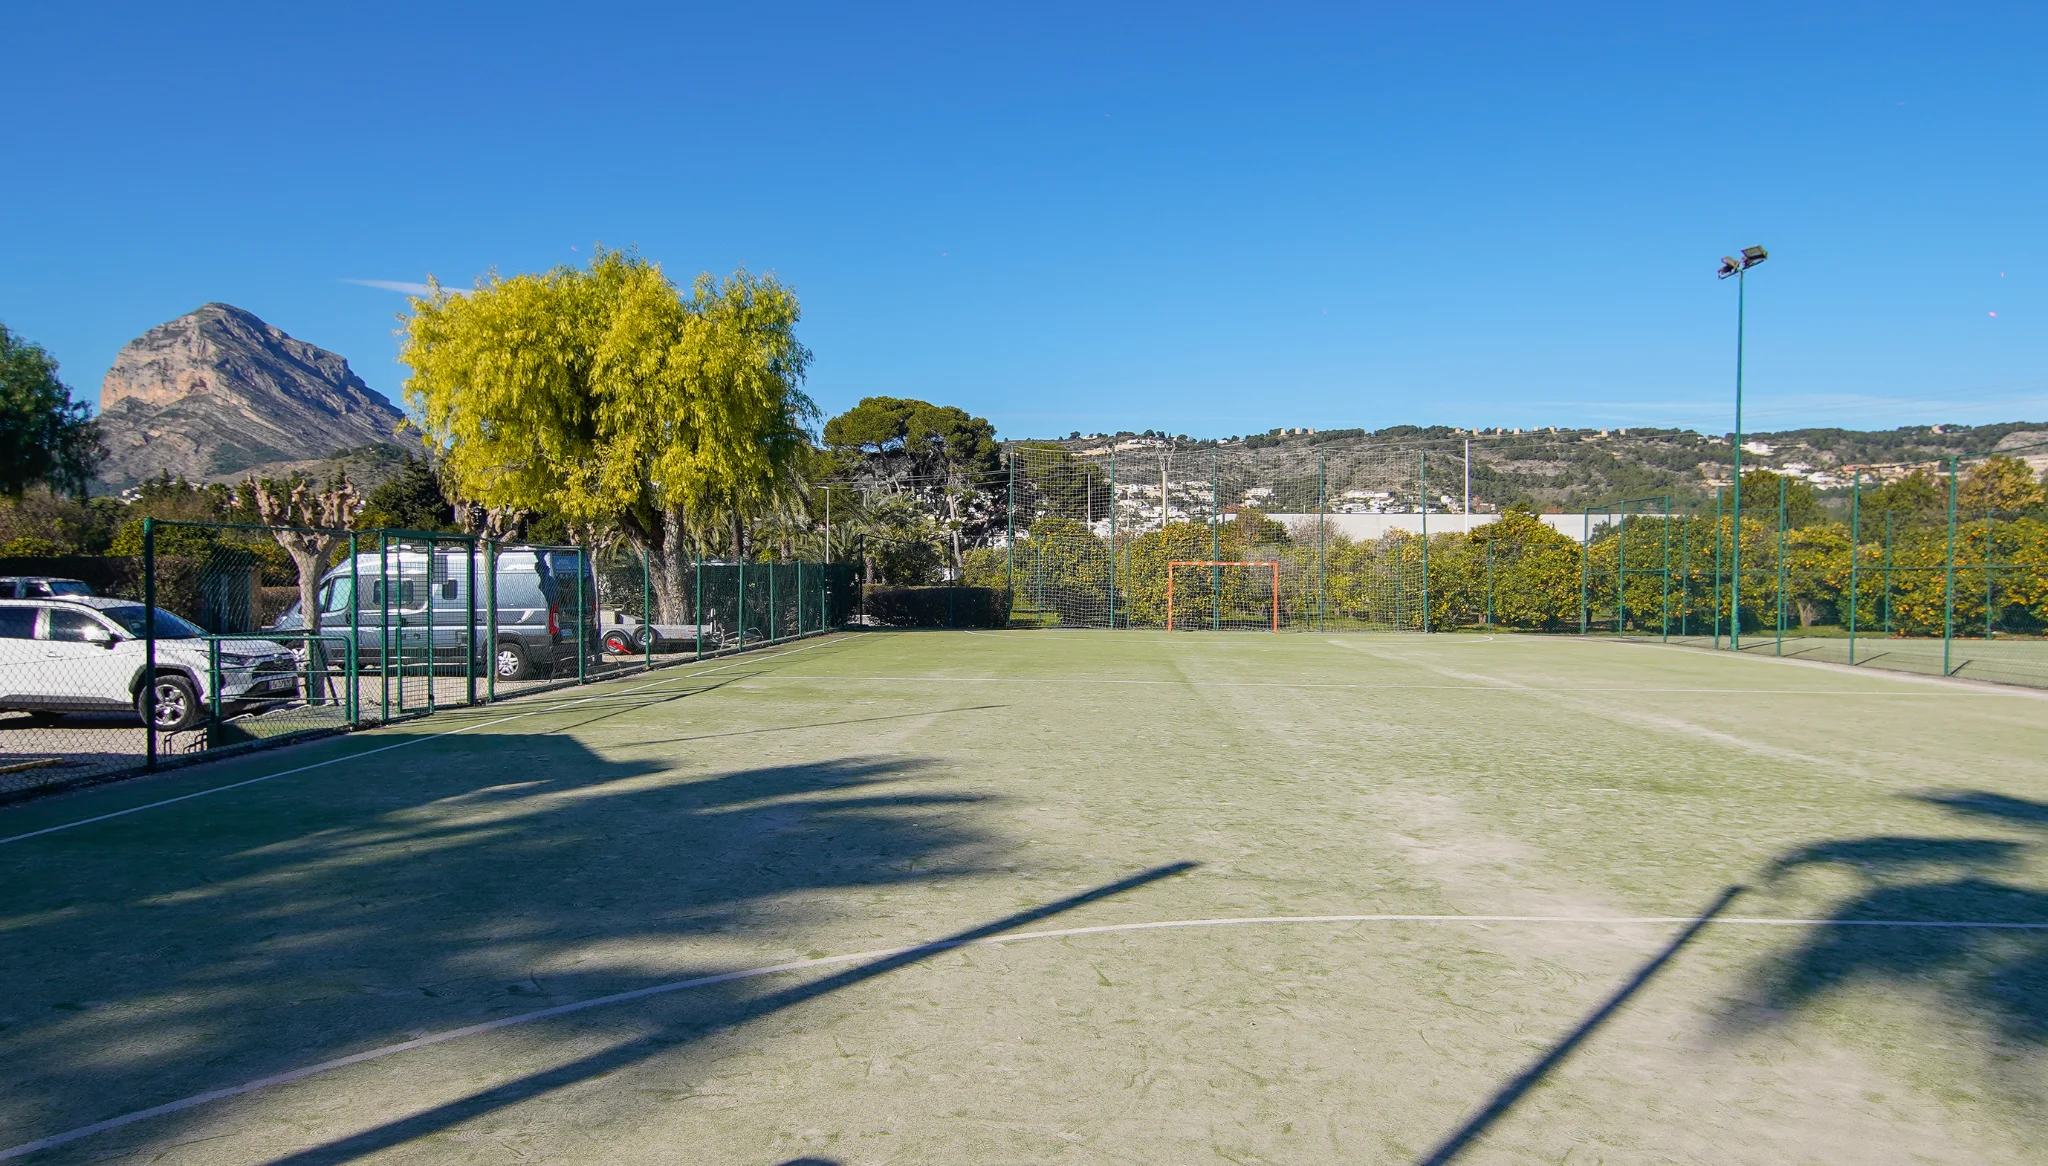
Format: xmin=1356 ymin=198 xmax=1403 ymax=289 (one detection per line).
xmin=1166 ymin=561 xmax=1280 ymax=632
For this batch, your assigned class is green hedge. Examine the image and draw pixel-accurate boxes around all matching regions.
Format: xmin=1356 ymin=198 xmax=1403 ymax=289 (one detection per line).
xmin=861 ymin=585 xmax=1011 ymax=628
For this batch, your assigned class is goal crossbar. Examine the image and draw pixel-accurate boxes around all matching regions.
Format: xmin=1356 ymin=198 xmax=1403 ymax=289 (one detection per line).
xmin=1166 ymin=561 xmax=1281 ymax=633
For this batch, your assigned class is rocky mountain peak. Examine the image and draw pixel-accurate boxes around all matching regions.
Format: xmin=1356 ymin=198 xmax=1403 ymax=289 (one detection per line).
xmin=94 ymin=303 xmax=408 ymax=488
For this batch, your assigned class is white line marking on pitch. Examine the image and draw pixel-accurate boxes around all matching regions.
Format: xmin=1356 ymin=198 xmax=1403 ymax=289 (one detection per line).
xmin=5 ymin=909 xmax=2042 ymax=1162
xmin=735 ymin=674 xmax=1982 ymax=696
xmin=0 ymin=636 xmax=859 ymax=847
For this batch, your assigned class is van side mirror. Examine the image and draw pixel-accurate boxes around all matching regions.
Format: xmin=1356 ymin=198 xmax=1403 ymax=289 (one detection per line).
xmin=84 ymin=624 xmax=115 ymax=648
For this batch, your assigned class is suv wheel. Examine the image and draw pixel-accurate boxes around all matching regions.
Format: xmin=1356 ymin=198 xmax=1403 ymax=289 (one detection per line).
xmin=495 ymin=641 xmax=533 ymax=681
xmin=138 ymin=674 xmax=204 ymax=732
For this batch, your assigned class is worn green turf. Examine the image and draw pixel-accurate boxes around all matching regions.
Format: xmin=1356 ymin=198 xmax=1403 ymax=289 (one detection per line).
xmin=2 ymin=630 xmax=2045 ymax=1165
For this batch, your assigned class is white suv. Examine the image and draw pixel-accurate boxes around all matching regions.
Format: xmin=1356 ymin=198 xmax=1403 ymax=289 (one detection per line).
xmin=0 ymin=598 xmax=299 ymax=731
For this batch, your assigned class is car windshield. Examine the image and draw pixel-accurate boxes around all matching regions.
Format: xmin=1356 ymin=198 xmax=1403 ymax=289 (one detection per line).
xmin=100 ymin=605 xmax=208 ymax=639
xmin=49 ymin=580 xmax=92 ymax=596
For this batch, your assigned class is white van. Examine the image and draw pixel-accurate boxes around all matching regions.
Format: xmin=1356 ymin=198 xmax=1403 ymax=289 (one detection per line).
xmin=269 ymin=546 xmax=601 ymax=681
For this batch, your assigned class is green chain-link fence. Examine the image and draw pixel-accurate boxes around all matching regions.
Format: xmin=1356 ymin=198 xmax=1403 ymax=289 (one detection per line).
xmin=0 ymin=519 xmax=853 ymax=801
xmin=988 ymin=439 xmax=2048 ymax=687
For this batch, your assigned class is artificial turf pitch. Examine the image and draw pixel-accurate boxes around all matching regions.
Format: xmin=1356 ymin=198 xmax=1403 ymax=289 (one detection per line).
xmin=2 ymin=630 xmax=2044 ymax=1164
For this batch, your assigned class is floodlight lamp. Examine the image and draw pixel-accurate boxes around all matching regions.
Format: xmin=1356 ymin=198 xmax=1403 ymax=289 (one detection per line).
xmin=1740 ymin=245 xmax=1768 ymax=267
xmin=1717 ymin=257 xmax=1742 ymax=279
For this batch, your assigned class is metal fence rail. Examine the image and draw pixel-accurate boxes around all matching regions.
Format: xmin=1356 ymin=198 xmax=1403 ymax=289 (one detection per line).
xmin=0 ymin=519 xmax=854 ymax=802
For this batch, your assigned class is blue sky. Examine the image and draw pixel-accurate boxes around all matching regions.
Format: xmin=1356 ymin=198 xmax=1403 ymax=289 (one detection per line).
xmin=3 ymin=2 xmax=2042 ymax=440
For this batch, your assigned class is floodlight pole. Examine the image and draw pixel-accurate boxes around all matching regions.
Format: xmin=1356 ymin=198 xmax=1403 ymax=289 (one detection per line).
xmin=1729 ymin=266 xmax=1746 ymax=653
xmin=1718 ymin=248 xmax=1766 ymax=651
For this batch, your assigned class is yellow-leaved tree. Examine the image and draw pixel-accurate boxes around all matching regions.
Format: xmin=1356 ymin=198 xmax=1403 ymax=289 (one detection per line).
xmin=400 ymin=251 xmax=814 ymax=621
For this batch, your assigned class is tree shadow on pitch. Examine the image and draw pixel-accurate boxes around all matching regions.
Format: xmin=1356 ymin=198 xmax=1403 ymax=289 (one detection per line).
xmin=0 ymin=695 xmax=1023 ymax=1158
xmin=1418 ymin=793 xmax=2048 ymax=1164
xmin=255 ymin=862 xmax=1198 ymax=1166
xmin=1716 ymin=791 xmax=2048 ymax=1054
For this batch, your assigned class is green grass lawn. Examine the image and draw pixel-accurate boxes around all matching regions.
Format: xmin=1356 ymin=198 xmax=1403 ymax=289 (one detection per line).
xmin=2 ymin=630 xmax=2044 ymax=1165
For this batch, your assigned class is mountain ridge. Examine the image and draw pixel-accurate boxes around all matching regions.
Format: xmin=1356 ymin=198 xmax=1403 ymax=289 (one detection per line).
xmin=94 ymin=303 xmax=409 ymax=489
xmin=1005 ymin=422 xmax=2048 ymax=513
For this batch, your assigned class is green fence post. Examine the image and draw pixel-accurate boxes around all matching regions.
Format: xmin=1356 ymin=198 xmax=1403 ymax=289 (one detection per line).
xmin=1847 ymin=471 xmax=1861 ymax=666
xmin=1775 ymin=476 xmax=1787 ymax=656
xmin=485 ymin=537 xmax=498 ymax=703
xmin=380 ymin=531 xmax=391 ymax=720
xmin=423 ymin=537 xmax=437 ymax=714
xmin=1419 ymin=451 xmax=1430 ymax=634
xmin=1712 ymin=488 xmax=1724 ymax=649
xmin=1883 ymin=512 xmax=1893 ymax=636
xmin=1395 ymin=541 xmax=1403 ymax=632
xmin=1616 ymin=506 xmax=1627 ymax=636
xmin=644 ymin=549 xmax=654 ymax=669
xmin=1109 ymin=452 xmax=1118 ymax=628
xmin=577 ymin=546 xmax=588 ymax=684
xmin=1579 ymin=505 xmax=1591 ymax=635
xmin=1678 ymin=507 xmax=1690 ymax=639
xmin=1205 ymin=451 xmax=1219 ymax=631
xmin=464 ymin=535 xmax=477 ymax=706
xmin=1316 ymin=456 xmax=1327 ymax=632
xmin=737 ymin=556 xmax=746 ymax=651
xmin=208 ymin=639 xmax=222 ymax=725
xmin=1986 ymin=507 xmax=1997 ymax=640
xmin=1005 ymin=451 xmax=1015 ymax=595
xmin=1485 ymin=531 xmax=1495 ymax=627
xmin=694 ymin=553 xmax=704 ymax=661
xmin=142 ymin=517 xmax=157 ymax=770
xmin=1944 ymin=456 xmax=1958 ymax=675
xmin=348 ymin=532 xmax=360 ymax=725
xmin=1659 ymin=498 xmax=1672 ymax=642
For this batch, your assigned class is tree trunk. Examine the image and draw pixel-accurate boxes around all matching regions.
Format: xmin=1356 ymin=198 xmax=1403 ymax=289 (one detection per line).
xmin=292 ymin=548 xmax=324 ymax=638
xmin=946 ymin=489 xmax=964 ymax=577
xmin=281 ymin=535 xmax=339 ymax=705
xmin=622 ymin=508 xmax=696 ymax=625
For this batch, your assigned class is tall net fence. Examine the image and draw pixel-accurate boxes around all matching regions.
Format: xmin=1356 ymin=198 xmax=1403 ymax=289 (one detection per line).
xmin=0 ymin=520 xmax=854 ymax=801
xmin=989 ymin=437 xmax=2048 ymax=688
xmin=1000 ymin=442 xmax=1466 ymax=631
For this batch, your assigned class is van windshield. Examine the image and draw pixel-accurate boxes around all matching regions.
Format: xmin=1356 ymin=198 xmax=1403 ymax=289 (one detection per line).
xmin=320 ymin=578 xmax=353 ymax=613
xmin=100 ymin=605 xmax=207 ymax=639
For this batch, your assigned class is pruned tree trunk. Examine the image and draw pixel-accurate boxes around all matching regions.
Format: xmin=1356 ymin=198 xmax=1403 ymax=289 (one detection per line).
xmin=248 ymin=475 xmax=363 ymax=705
xmin=944 ymin=487 xmax=965 ymax=577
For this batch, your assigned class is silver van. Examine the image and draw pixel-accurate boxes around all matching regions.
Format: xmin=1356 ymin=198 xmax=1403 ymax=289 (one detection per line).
xmin=270 ymin=546 xmax=600 ymax=681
